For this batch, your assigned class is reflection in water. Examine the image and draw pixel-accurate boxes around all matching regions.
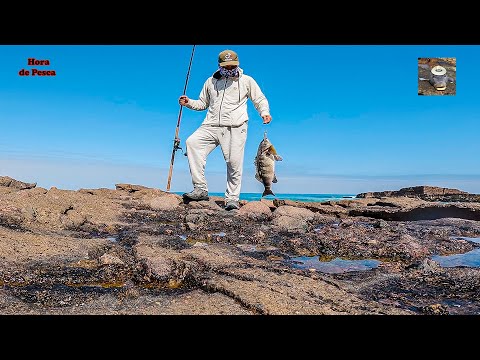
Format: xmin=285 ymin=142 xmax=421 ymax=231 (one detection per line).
xmin=290 ymin=256 xmax=381 ymax=274
xmin=432 ymin=249 xmax=480 ymax=268
xmin=178 ymin=234 xmax=209 ymax=246
xmin=236 ymin=244 xmax=278 ymax=252
xmin=433 ymin=237 xmax=480 ymax=268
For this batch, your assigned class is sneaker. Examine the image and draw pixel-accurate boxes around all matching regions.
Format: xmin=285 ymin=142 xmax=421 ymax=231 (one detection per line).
xmin=183 ymin=188 xmax=209 ymax=201
xmin=225 ymin=200 xmax=240 ymax=211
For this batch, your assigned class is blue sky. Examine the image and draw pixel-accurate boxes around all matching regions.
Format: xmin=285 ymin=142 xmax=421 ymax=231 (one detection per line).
xmin=1 ymin=45 xmax=479 ymax=194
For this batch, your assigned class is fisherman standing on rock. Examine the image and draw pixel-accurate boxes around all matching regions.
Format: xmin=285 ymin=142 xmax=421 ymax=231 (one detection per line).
xmin=179 ymin=49 xmax=272 ymax=210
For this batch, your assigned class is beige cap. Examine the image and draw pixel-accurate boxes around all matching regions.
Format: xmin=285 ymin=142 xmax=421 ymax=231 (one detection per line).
xmin=218 ymin=49 xmax=239 ymax=67
xmin=431 ymin=65 xmax=447 ymax=76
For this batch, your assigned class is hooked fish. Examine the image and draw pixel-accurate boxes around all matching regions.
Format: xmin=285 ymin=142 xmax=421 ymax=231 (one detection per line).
xmin=254 ymin=131 xmax=282 ymax=197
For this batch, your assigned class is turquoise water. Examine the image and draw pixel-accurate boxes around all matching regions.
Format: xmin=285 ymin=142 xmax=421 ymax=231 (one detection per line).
xmin=176 ymin=192 xmax=356 ymax=202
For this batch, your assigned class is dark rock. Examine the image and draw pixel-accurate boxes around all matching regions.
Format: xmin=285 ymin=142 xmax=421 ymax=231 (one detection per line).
xmin=420 ymin=304 xmax=449 ymax=315
xmin=357 ymin=186 xmax=480 ymax=203
xmin=418 ymin=258 xmax=440 ymax=273
xmin=350 ymin=204 xmax=480 ymax=222
xmin=273 ymin=199 xmax=286 ymax=207
xmin=0 ymin=176 xmax=36 ymax=190
xmin=374 ymin=220 xmax=389 ymax=228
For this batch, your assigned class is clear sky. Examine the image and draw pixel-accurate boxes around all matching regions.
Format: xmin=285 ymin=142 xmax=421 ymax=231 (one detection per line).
xmin=1 ymin=45 xmax=479 ymax=194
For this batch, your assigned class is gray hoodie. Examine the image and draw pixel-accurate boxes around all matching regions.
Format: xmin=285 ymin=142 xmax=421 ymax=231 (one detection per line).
xmin=184 ymin=67 xmax=270 ymax=127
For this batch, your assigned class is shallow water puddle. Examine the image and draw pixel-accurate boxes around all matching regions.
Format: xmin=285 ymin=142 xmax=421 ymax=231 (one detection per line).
xmin=431 ymin=249 xmax=480 ymax=268
xmin=178 ymin=234 xmax=209 ymax=246
xmin=432 ymin=237 xmax=480 ymax=268
xmin=290 ymin=256 xmax=381 ymax=274
xmin=178 ymin=232 xmax=225 ymax=245
xmin=236 ymin=244 xmax=278 ymax=252
xmin=356 ymin=222 xmax=375 ymax=229
xmin=106 ymin=236 xmax=118 ymax=243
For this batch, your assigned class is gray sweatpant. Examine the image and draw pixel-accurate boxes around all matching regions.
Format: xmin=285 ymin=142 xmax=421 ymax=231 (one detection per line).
xmin=185 ymin=122 xmax=248 ymax=203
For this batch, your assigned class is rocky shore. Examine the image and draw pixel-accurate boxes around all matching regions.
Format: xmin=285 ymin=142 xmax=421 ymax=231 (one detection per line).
xmin=1 ymin=176 xmax=479 ymax=315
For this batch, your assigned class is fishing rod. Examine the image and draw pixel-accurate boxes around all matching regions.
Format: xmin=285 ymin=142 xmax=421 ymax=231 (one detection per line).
xmin=166 ymin=44 xmax=196 ymax=192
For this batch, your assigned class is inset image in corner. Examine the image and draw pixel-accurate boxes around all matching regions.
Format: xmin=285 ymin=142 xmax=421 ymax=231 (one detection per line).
xmin=418 ymin=57 xmax=456 ymax=95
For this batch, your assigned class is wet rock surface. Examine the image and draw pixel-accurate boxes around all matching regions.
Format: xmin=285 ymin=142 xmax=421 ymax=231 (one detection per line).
xmin=1 ymin=177 xmax=480 ymax=314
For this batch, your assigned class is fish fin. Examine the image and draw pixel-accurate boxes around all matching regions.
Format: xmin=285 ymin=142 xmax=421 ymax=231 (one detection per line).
xmin=262 ymin=189 xmax=275 ymax=197
xmin=273 ymin=155 xmax=283 ymax=161
xmin=255 ymin=173 xmax=261 ymax=182
xmin=272 ymin=175 xmax=278 ymax=183
xmin=269 ymin=145 xmax=278 ymax=155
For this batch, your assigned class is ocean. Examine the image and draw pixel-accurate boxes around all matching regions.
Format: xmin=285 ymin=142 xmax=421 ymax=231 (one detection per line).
xmin=175 ymin=192 xmax=356 ymax=202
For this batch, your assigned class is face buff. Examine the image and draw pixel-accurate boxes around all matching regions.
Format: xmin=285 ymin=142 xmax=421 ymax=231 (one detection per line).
xmin=219 ymin=66 xmax=239 ymax=78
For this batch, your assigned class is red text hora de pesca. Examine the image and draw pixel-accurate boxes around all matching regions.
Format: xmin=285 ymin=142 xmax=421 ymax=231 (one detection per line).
xmin=19 ymin=58 xmax=56 ymax=76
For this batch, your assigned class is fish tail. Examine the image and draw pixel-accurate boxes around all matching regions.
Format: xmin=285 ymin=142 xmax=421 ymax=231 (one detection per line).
xmin=262 ymin=188 xmax=275 ymax=197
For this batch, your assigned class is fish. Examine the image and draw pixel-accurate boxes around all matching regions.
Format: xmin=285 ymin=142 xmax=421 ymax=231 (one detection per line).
xmin=254 ymin=131 xmax=283 ymax=197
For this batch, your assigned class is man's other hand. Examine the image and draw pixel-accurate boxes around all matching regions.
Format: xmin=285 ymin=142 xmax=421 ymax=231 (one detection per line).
xmin=262 ymin=115 xmax=272 ymax=124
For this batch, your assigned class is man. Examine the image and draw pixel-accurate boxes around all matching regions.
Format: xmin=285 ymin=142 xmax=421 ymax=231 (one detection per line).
xmin=179 ymin=49 xmax=272 ymax=210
